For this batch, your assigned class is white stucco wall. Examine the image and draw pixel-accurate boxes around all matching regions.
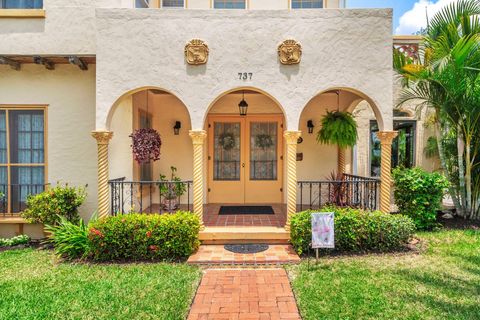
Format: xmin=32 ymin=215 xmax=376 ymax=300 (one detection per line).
xmin=96 ymin=9 xmax=394 ymax=132
xmin=0 ymin=64 xmax=97 ymax=237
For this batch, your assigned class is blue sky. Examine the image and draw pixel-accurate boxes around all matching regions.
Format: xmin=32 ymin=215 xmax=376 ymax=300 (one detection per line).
xmin=346 ymin=0 xmax=456 ymax=35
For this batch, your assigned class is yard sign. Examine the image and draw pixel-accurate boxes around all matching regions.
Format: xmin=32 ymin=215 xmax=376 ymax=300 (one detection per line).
xmin=311 ymin=212 xmax=335 ymax=249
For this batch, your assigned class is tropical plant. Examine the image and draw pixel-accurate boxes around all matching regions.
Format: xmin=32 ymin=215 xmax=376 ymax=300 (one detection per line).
xmin=21 ymin=183 xmax=87 ymax=225
xmin=393 ymin=168 xmax=449 ymax=230
xmin=317 ymin=111 xmax=358 ymax=173
xmin=44 ymin=215 xmax=92 ymax=260
xmin=394 ymin=0 xmax=480 ymax=219
xmin=158 ymin=166 xmax=186 ymax=200
xmin=130 ymin=128 xmax=162 ymax=164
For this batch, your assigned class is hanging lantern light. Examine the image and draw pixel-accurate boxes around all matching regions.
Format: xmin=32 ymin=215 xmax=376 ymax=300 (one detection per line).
xmin=238 ymin=91 xmax=248 ymax=116
xmin=307 ymin=120 xmax=314 ymax=134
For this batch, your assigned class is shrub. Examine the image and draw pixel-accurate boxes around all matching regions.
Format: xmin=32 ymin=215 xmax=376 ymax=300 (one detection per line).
xmin=290 ymin=207 xmax=415 ymax=255
xmin=88 ymin=211 xmax=200 ymax=261
xmin=21 ymin=183 xmax=87 ymax=225
xmin=0 ymin=235 xmax=30 ymax=247
xmin=393 ymin=167 xmax=449 ymax=230
xmin=45 ymin=216 xmax=91 ymax=260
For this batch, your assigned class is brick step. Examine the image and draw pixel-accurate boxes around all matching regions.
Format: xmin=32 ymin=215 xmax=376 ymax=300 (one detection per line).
xmin=199 ymin=226 xmax=290 ymax=245
xmin=187 ymin=244 xmax=300 ymax=265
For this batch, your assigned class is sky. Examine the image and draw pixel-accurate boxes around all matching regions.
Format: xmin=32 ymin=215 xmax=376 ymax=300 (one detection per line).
xmin=346 ymin=0 xmax=458 ymax=35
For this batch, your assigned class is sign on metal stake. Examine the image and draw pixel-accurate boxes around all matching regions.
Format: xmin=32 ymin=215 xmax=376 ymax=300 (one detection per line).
xmin=311 ymin=212 xmax=335 ymax=260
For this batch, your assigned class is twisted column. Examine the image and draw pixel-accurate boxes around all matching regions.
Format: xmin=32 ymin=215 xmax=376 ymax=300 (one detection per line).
xmin=91 ymin=131 xmax=113 ymax=218
xmin=337 ymin=147 xmax=346 ymax=175
xmin=189 ymin=130 xmax=207 ymax=229
xmin=284 ymin=131 xmax=302 ymax=231
xmin=376 ymin=131 xmax=398 ymax=213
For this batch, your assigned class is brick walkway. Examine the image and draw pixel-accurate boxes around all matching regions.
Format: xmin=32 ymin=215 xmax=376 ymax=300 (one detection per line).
xmin=188 ymin=269 xmax=301 ymax=320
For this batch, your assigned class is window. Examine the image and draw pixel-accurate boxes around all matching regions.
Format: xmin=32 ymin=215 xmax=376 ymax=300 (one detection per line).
xmin=0 ymin=107 xmax=46 ymax=214
xmin=135 ymin=0 xmax=150 ymax=8
xmin=370 ymin=120 xmax=416 ymax=177
xmin=0 ymin=0 xmax=42 ymax=8
xmin=291 ymin=0 xmax=323 ymax=9
xmin=214 ymin=0 xmax=246 ymax=9
xmin=162 ymin=0 xmax=184 ymax=7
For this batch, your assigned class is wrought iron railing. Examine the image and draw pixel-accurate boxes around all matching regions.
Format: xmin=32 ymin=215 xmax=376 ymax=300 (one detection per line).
xmin=297 ymin=174 xmax=380 ymax=211
xmin=108 ymin=177 xmax=193 ymax=215
xmin=0 ymin=183 xmax=47 ymax=217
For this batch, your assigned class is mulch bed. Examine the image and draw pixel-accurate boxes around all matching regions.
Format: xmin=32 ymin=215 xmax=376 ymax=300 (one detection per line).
xmin=438 ymin=214 xmax=480 ymax=230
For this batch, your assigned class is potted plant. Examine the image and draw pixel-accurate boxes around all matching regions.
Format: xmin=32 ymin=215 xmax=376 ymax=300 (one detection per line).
xmin=158 ymin=166 xmax=186 ymax=211
xmin=130 ymin=128 xmax=162 ymax=164
xmin=317 ymin=111 xmax=358 ymax=174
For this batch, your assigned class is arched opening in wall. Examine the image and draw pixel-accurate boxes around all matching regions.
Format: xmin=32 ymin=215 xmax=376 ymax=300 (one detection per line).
xmin=296 ymin=88 xmax=384 ymax=211
xmin=298 ymin=88 xmax=384 ymax=180
xmin=203 ymin=88 xmax=286 ymax=216
xmin=108 ymin=88 xmax=193 ymax=214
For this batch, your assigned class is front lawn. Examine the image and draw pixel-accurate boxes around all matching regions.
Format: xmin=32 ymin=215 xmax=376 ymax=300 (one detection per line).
xmin=287 ymin=229 xmax=480 ymax=320
xmin=0 ymin=249 xmax=201 ymax=320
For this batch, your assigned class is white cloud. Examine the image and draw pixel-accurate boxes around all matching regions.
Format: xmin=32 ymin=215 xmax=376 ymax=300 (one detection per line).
xmin=395 ymin=0 xmax=458 ymax=35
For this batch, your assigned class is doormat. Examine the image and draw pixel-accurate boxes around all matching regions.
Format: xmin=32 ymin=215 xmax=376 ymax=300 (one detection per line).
xmin=218 ymin=206 xmax=275 ymax=215
xmin=224 ymin=244 xmax=269 ymax=254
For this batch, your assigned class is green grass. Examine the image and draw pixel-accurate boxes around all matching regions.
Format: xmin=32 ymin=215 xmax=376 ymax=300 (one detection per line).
xmin=0 ymin=249 xmax=201 ymax=320
xmin=287 ymin=229 xmax=480 ymax=320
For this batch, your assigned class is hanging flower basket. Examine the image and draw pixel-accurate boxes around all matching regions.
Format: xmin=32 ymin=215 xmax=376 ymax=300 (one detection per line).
xmin=130 ymin=128 xmax=162 ymax=164
xmin=255 ymin=134 xmax=274 ymax=150
xmin=218 ymin=132 xmax=236 ymax=151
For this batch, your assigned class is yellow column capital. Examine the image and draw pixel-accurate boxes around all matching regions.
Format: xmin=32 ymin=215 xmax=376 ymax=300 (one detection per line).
xmin=189 ymin=130 xmax=207 ymax=145
xmin=376 ymin=131 xmax=398 ymax=145
xmin=91 ymin=130 xmax=113 ymax=145
xmin=284 ymin=130 xmax=302 ymax=144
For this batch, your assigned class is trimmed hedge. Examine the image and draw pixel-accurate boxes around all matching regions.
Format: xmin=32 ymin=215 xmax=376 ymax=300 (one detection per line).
xmin=290 ymin=207 xmax=415 ymax=255
xmin=88 ymin=211 xmax=200 ymax=261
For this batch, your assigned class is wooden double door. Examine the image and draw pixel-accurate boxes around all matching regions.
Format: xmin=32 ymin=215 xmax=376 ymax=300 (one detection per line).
xmin=207 ymin=115 xmax=283 ymax=204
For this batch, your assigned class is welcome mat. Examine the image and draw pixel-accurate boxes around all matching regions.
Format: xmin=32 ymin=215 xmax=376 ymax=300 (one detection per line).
xmin=224 ymin=244 xmax=270 ymax=254
xmin=218 ymin=206 xmax=275 ymax=215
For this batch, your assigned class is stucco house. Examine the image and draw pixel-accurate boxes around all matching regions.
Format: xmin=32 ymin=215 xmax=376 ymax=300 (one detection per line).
xmin=0 ymin=0 xmax=431 ymax=241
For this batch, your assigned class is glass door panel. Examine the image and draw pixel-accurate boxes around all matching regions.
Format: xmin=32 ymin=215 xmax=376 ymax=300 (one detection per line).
xmin=213 ymin=122 xmax=241 ymax=181
xmin=250 ymin=122 xmax=277 ymax=180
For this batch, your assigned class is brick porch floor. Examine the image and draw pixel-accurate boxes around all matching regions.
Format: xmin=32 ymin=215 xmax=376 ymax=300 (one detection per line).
xmin=188 ymin=269 xmax=301 ymax=320
xmin=203 ymin=204 xmax=287 ymax=227
xmin=187 ymin=245 xmax=300 ymax=265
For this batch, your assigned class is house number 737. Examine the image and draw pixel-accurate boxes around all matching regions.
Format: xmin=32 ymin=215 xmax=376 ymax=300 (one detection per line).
xmin=238 ymin=72 xmax=253 ymax=80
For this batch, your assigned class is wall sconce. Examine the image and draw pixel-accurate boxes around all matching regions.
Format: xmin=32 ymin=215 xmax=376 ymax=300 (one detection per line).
xmin=173 ymin=121 xmax=181 ymax=135
xmin=307 ymin=120 xmax=314 ymax=134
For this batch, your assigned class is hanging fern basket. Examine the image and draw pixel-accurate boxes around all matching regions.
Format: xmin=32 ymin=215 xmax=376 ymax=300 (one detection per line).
xmin=130 ymin=128 xmax=162 ymax=164
xmin=317 ymin=111 xmax=358 ymax=149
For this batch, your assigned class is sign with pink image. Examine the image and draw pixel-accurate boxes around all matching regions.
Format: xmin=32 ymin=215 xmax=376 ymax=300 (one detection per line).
xmin=311 ymin=212 xmax=335 ymax=249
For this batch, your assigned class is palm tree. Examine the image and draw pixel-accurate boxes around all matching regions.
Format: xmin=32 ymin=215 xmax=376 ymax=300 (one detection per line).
xmin=394 ymin=0 xmax=480 ymax=218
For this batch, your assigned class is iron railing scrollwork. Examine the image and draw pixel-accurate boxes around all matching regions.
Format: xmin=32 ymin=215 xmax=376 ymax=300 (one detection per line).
xmin=108 ymin=178 xmax=193 ymax=215
xmin=298 ymin=174 xmax=380 ymax=211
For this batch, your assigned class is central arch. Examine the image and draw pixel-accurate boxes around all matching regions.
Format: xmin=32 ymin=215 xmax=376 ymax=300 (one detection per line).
xmin=203 ymin=87 xmax=287 ymax=220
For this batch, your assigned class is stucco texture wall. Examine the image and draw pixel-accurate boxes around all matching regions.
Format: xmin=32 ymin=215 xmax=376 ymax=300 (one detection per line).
xmin=0 ymin=65 xmax=97 ymax=238
xmin=96 ymin=9 xmax=394 ymax=132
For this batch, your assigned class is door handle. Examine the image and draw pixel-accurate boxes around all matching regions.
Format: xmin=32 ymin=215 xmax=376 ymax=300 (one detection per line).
xmin=242 ymin=163 xmax=245 ymax=168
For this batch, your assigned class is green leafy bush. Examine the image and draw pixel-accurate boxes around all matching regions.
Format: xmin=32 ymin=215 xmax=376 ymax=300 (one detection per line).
xmin=45 ymin=216 xmax=91 ymax=260
xmin=393 ymin=167 xmax=449 ymax=230
xmin=0 ymin=234 xmax=30 ymax=247
xmin=21 ymin=183 xmax=87 ymax=225
xmin=88 ymin=211 xmax=200 ymax=261
xmin=290 ymin=207 xmax=415 ymax=255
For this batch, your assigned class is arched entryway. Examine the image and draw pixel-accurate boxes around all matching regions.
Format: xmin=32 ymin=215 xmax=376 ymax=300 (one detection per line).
xmin=204 ymin=88 xmax=286 ymax=206
xmin=94 ymin=87 xmax=193 ymax=217
xmin=297 ymin=87 xmax=394 ymax=214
